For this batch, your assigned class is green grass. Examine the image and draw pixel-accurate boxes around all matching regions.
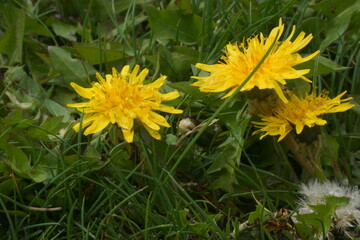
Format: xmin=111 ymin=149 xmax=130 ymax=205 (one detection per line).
xmin=0 ymin=0 xmax=359 ymax=239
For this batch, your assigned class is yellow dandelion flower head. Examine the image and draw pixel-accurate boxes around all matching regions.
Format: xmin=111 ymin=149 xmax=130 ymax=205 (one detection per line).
xmin=253 ymin=90 xmax=354 ymax=141
xmin=191 ymin=18 xmax=320 ymax=103
xmin=67 ymin=65 xmax=183 ymax=143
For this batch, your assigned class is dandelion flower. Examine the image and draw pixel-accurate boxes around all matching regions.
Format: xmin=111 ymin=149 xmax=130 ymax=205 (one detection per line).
xmin=298 ymin=181 xmax=360 ymax=232
xmin=252 ymin=90 xmax=354 ymax=141
xmin=191 ymin=19 xmax=320 ymax=103
xmin=67 ymin=65 xmax=183 ymax=143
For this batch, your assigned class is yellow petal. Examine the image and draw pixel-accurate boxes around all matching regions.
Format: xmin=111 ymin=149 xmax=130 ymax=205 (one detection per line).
xmin=143 ymin=124 xmax=161 ymax=140
xmin=153 ymin=105 xmax=183 ymax=114
xmin=149 ymin=112 xmax=171 ymax=127
xmin=160 ymin=91 xmax=180 ymax=101
xmin=83 ymin=115 xmax=110 ymax=135
xmin=135 ymin=68 xmax=149 ymax=84
xmin=149 ymin=75 xmax=166 ymax=89
xmin=121 ymin=128 xmax=134 ymax=143
xmin=70 ymin=82 xmax=93 ymax=99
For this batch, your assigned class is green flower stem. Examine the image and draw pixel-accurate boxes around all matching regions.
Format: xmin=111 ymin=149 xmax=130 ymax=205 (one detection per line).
xmin=284 ymin=134 xmax=327 ymax=181
xmin=284 ymin=134 xmax=315 ymax=176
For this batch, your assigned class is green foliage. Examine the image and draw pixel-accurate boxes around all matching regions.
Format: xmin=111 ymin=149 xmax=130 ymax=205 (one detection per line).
xmin=48 ymin=47 xmax=97 ymax=87
xmin=145 ymin=6 xmax=203 ymax=44
xmin=294 ymin=196 xmax=350 ymax=239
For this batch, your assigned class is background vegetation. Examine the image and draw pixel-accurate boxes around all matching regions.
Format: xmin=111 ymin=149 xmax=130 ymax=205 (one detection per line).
xmin=0 ymin=0 xmax=359 ymax=239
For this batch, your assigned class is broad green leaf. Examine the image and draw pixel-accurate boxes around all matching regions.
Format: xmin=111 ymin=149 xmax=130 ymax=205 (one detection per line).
xmin=209 ymin=171 xmax=238 ymax=193
xmin=48 ymin=46 xmax=96 ymax=86
xmin=27 ymin=169 xmax=48 ymax=183
xmin=0 ymin=5 xmax=50 ymax=37
xmin=26 ymin=51 xmax=52 ymax=83
xmin=319 ymin=1 xmax=360 ymax=49
xmin=5 ymin=66 xmax=46 ymax=99
xmin=310 ymin=0 xmax=356 ymax=19
xmin=294 ymin=56 xmax=350 ymax=76
xmin=189 ymin=222 xmax=210 ymax=235
xmin=110 ymin=144 xmax=134 ymax=170
xmin=52 ymin=20 xmax=79 ymax=41
xmin=145 ymin=6 xmax=202 ymax=44
xmin=0 ymin=178 xmax=17 ymax=196
xmin=321 ymin=136 xmax=339 ymax=167
xmin=24 ymin=17 xmax=52 ymax=37
xmin=171 ymin=49 xmax=198 ymax=80
xmin=0 ymin=6 xmax=25 ymax=64
xmin=0 ymin=110 xmax=36 ymax=129
xmin=179 ymin=208 xmax=190 ymax=225
xmin=44 ymin=99 xmax=71 ymax=122
xmin=323 ymin=196 xmax=349 ymax=211
xmin=27 ymin=116 xmax=67 ymax=140
xmin=73 ymin=42 xmax=128 ymax=65
xmin=168 ymin=82 xmax=204 ymax=99
xmin=84 ymin=145 xmax=102 ymax=160
xmin=207 ymin=109 xmax=250 ymax=192
xmin=295 ymin=196 xmax=349 ymax=239
xmin=248 ymin=203 xmax=272 ymax=224
xmin=208 ymin=112 xmax=251 ymax=173
xmin=5 ymin=90 xmax=36 ymax=110
xmin=147 ymin=45 xmax=198 ymax=81
xmin=0 ymin=140 xmax=46 ymax=182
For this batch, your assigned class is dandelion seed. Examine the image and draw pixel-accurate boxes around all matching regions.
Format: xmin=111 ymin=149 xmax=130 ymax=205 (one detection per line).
xmin=191 ymin=18 xmax=320 ymax=103
xmin=67 ymin=65 xmax=183 ymax=143
xmin=298 ymin=181 xmax=360 ymax=232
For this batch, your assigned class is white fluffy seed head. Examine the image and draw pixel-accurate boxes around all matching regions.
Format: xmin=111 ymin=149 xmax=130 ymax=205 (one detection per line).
xmin=297 ymin=181 xmax=360 ymax=232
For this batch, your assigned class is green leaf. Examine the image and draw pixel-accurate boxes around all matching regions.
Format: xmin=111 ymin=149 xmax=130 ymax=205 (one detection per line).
xmin=209 ymin=171 xmax=238 ymax=193
xmin=0 ymin=110 xmax=36 ymax=130
xmin=294 ymin=56 xmax=350 ymax=76
xmin=27 ymin=116 xmax=67 ymax=140
xmin=323 ymin=196 xmax=349 ymax=210
xmin=52 ymin=20 xmax=78 ymax=41
xmin=248 ymin=203 xmax=272 ymax=225
xmin=5 ymin=66 xmax=46 ymax=99
xmin=168 ymin=82 xmax=204 ymax=99
xmin=319 ymin=1 xmax=360 ymax=49
xmin=321 ymin=136 xmax=339 ymax=167
xmin=44 ymin=99 xmax=71 ymax=122
xmin=295 ymin=195 xmax=350 ymax=239
xmin=208 ymin=112 xmax=250 ymax=173
xmin=0 ymin=140 xmax=47 ymax=182
xmin=0 ymin=5 xmax=50 ymax=37
xmin=0 ymin=6 xmax=25 ymax=64
xmin=73 ymin=42 xmax=128 ymax=65
xmin=145 ymin=6 xmax=202 ymax=44
xmin=295 ymin=224 xmax=316 ymax=240
xmin=310 ymin=0 xmax=356 ymax=19
xmin=0 ymin=178 xmax=17 ymax=196
xmin=27 ymin=169 xmax=48 ymax=183
xmin=179 ymin=208 xmax=190 ymax=224
xmin=48 ymin=46 xmax=96 ymax=87
xmin=207 ymin=109 xmax=250 ymax=192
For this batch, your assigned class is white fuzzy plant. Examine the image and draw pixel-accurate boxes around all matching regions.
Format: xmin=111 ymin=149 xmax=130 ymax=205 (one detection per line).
xmin=294 ymin=181 xmax=360 ymax=239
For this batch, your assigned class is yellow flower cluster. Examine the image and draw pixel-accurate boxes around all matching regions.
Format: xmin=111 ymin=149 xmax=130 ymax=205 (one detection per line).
xmin=190 ymin=18 xmax=354 ymax=141
xmin=68 ymin=19 xmax=354 ymax=143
